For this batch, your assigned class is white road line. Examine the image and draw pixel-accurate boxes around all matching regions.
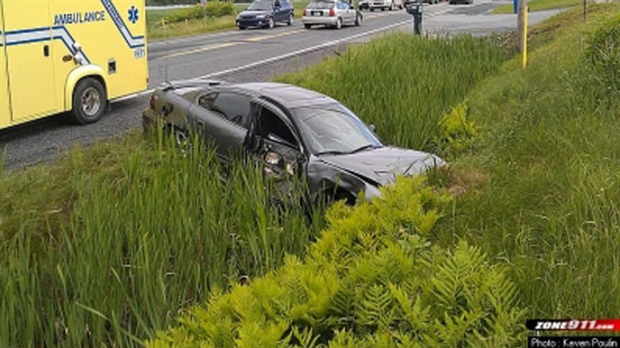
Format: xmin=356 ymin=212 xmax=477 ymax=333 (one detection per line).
xmin=114 ymin=8 xmax=450 ymax=102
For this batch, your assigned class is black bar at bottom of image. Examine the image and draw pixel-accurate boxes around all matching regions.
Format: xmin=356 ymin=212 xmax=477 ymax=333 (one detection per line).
xmin=528 ymin=336 xmax=620 ymax=348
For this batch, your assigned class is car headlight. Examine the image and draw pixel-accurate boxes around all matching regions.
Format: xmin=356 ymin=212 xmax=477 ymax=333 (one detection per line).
xmin=363 ymin=182 xmax=382 ymax=202
xmin=257 ymin=14 xmax=266 ymax=19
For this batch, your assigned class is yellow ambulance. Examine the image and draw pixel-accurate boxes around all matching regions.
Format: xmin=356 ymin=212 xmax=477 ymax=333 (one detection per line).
xmin=0 ymin=0 xmax=148 ymax=129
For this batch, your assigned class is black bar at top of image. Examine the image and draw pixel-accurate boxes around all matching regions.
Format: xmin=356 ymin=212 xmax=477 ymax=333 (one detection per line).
xmin=528 ymin=336 xmax=620 ymax=348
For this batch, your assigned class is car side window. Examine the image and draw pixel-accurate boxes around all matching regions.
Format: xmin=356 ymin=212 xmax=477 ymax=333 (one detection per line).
xmin=258 ymin=106 xmax=298 ymax=148
xmin=282 ymin=0 xmax=291 ymax=9
xmin=198 ymin=93 xmax=218 ymax=110
xmin=198 ymin=92 xmax=251 ymax=128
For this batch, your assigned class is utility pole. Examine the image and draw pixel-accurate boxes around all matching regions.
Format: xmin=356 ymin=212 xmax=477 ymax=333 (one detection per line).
xmin=583 ymin=0 xmax=587 ymax=22
xmin=517 ymin=0 xmax=528 ymax=52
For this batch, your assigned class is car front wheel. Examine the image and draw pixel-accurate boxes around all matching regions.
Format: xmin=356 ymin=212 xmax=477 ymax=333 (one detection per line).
xmin=267 ymin=17 xmax=275 ymax=28
xmin=304 ymin=23 xmax=312 ymax=29
xmin=287 ymin=13 xmax=294 ymax=25
xmin=355 ymin=13 xmax=362 ymax=26
xmin=69 ymin=77 xmax=107 ymax=125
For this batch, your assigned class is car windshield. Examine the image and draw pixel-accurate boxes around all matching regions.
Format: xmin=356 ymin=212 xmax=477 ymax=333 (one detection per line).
xmin=292 ymin=105 xmax=382 ymax=155
xmin=306 ymin=1 xmax=335 ymax=9
xmin=247 ymin=0 xmax=272 ymax=11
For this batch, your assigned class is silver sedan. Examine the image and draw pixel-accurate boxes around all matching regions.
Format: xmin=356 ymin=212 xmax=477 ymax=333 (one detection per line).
xmin=302 ymin=0 xmax=363 ymax=29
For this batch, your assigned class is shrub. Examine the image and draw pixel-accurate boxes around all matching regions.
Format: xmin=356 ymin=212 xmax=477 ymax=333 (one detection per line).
xmin=166 ymin=2 xmax=236 ymax=24
xmin=431 ymin=101 xmax=478 ymax=160
xmin=148 ymin=176 xmax=525 ymax=347
xmin=585 ymin=13 xmax=620 ymax=92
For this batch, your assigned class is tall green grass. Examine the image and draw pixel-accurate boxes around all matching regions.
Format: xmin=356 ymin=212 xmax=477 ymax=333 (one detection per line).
xmin=437 ymin=3 xmax=620 ymax=318
xmin=0 ymin=133 xmax=323 ymax=346
xmin=275 ymin=33 xmax=507 ymax=152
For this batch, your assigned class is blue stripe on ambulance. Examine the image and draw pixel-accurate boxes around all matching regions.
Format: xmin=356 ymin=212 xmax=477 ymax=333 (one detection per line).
xmin=100 ymin=0 xmax=144 ymax=49
xmin=0 ymin=26 xmax=90 ymax=64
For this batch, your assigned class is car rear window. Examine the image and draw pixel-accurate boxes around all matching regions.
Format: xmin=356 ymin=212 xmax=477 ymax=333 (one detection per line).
xmin=307 ymin=1 xmax=335 ymax=9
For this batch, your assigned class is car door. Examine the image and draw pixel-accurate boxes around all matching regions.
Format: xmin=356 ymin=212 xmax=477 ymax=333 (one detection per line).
xmin=344 ymin=1 xmax=355 ymax=23
xmin=247 ymin=99 xmax=306 ymax=188
xmin=188 ymin=91 xmax=251 ymax=163
xmin=336 ymin=2 xmax=349 ymax=24
xmin=276 ymin=0 xmax=285 ymax=22
xmin=281 ymin=0 xmax=293 ymax=21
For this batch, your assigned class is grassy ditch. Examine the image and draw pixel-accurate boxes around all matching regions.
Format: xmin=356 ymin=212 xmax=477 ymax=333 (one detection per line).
xmin=439 ymin=3 xmax=620 ymax=318
xmin=0 ymin=134 xmax=323 ymax=347
xmin=147 ymin=1 xmax=309 ymax=40
xmin=492 ymin=0 xmax=582 ymax=14
xmin=0 ymin=32 xmax=508 ymax=346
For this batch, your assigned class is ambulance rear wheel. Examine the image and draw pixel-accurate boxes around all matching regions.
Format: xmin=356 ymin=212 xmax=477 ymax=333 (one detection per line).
xmin=70 ymin=78 xmax=107 ymax=125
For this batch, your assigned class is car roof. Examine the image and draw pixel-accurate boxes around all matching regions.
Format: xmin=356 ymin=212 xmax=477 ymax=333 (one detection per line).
xmin=217 ymin=82 xmax=339 ymax=109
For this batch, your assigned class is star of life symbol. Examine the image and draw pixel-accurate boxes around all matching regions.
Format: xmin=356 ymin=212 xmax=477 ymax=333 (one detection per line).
xmin=128 ymin=5 xmax=139 ymax=24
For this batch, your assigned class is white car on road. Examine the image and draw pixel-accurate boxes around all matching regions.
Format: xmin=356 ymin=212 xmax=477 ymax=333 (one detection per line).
xmin=359 ymin=0 xmax=403 ymax=11
xmin=302 ymin=0 xmax=363 ymax=29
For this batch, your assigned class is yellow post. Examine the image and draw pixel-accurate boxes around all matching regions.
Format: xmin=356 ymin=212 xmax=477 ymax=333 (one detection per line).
xmin=522 ymin=6 xmax=528 ymax=68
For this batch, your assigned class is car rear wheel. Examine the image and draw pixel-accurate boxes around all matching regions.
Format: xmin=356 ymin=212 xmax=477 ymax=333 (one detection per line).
xmin=355 ymin=13 xmax=362 ymax=26
xmin=238 ymin=26 xmax=246 ymax=30
xmin=287 ymin=13 xmax=294 ymax=25
xmin=389 ymin=2 xmax=394 ymax=10
xmin=304 ymin=23 xmax=312 ymax=29
xmin=370 ymin=7 xmax=374 ymax=11
xmin=267 ymin=17 xmax=275 ymax=29
xmin=69 ymin=77 xmax=107 ymax=125
xmin=335 ymin=17 xmax=342 ymax=29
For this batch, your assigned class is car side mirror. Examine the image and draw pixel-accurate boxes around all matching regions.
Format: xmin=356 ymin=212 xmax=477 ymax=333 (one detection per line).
xmin=369 ymin=124 xmax=376 ymax=132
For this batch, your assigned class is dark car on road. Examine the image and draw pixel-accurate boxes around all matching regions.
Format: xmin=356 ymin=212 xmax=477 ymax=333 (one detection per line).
xmin=142 ymin=79 xmax=445 ymax=204
xmin=236 ymin=0 xmax=295 ymax=29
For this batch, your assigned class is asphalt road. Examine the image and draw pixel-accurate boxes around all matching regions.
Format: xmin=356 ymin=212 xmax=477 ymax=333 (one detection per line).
xmin=0 ymin=0 xmax=561 ymax=170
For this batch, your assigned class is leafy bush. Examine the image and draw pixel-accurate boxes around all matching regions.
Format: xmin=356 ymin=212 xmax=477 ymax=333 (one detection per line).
xmin=148 ymin=176 xmax=525 ymax=347
xmin=166 ymin=2 xmax=236 ymax=24
xmin=431 ymin=102 xmax=478 ymax=160
xmin=585 ymin=13 xmax=620 ymax=92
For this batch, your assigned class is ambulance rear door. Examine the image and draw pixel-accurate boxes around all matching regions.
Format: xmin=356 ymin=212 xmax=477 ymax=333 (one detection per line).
xmin=2 ymin=0 xmax=57 ymax=124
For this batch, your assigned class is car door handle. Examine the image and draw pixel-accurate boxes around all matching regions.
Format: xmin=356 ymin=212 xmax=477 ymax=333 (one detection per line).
xmin=43 ymin=45 xmax=50 ymax=57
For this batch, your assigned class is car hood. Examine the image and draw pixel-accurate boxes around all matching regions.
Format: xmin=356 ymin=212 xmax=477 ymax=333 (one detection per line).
xmin=317 ymin=146 xmax=445 ymax=186
xmin=238 ymin=10 xmax=271 ymax=16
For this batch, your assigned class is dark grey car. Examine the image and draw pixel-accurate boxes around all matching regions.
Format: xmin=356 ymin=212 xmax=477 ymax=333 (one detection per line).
xmin=142 ymin=80 xmax=445 ymax=203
